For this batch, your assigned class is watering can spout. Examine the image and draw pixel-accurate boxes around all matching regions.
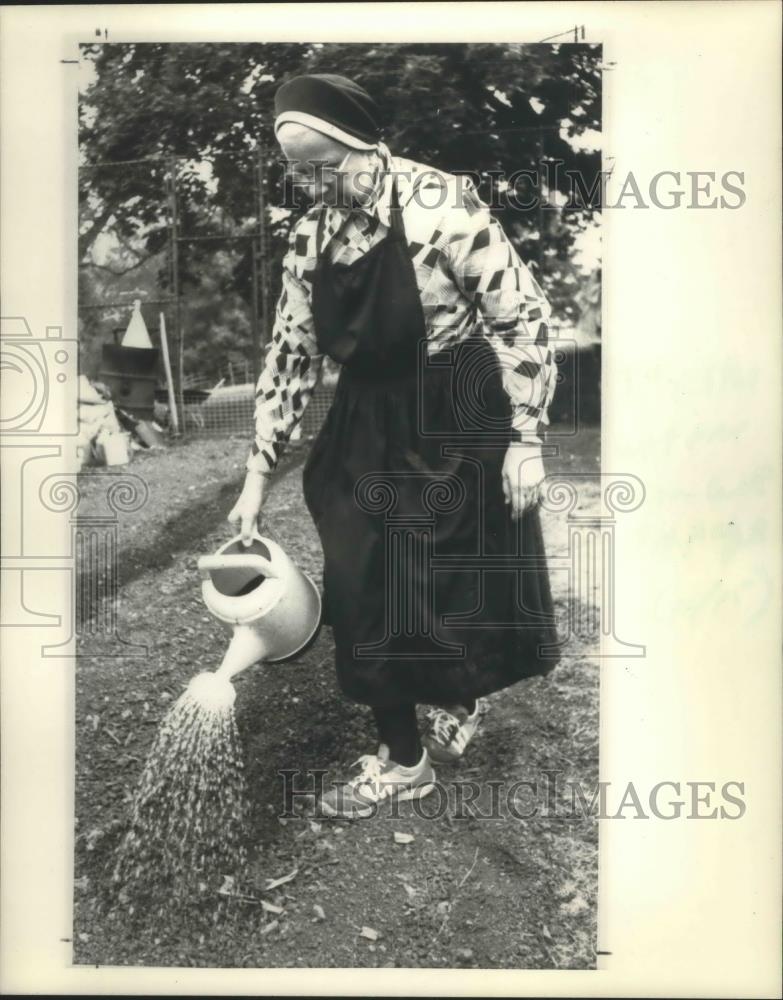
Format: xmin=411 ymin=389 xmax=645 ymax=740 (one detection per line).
xmin=214 ymin=624 xmax=268 ymax=680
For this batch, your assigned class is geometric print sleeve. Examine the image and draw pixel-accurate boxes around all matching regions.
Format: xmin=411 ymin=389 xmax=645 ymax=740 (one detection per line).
xmin=445 ymin=186 xmax=557 ymax=447
xmin=246 ymin=218 xmax=324 ymax=475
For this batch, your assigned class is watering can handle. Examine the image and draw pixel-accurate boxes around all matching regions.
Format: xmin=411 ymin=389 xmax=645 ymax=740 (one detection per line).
xmin=197 ymin=553 xmax=278 ymax=580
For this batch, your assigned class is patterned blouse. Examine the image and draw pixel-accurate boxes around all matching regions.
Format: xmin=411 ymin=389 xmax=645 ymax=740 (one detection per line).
xmin=247 ymin=142 xmax=557 ymax=474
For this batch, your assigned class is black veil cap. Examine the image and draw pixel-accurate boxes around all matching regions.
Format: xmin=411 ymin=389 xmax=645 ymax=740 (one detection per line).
xmin=274 ymin=74 xmax=381 ymax=147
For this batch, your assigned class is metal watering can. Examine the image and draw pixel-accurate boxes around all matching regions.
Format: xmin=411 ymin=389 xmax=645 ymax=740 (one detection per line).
xmin=197 ymin=532 xmax=321 ymax=680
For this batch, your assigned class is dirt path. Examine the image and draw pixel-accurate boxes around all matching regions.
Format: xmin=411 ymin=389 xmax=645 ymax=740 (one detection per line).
xmin=74 ymin=431 xmax=599 ymax=969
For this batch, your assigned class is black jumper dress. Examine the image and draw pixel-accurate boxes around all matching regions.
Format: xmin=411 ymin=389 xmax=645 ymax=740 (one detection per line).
xmin=302 ymin=180 xmax=560 ymax=709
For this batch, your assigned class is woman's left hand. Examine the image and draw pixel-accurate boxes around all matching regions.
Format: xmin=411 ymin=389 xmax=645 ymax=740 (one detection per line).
xmin=502 ymin=444 xmax=546 ymax=519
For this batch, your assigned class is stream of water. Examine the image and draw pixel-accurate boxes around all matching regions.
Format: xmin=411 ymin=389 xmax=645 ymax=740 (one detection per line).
xmin=111 ymin=672 xmax=250 ymax=914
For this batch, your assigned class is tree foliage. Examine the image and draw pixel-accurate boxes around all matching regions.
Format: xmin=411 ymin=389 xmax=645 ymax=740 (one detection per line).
xmin=80 ymin=42 xmax=601 ymax=377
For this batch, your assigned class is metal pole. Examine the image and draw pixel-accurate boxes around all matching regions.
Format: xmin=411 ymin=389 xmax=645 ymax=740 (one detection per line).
xmin=251 ymin=239 xmax=261 ymax=383
xmin=79 ymin=297 xmax=175 ymax=312
xmin=537 ymin=126 xmax=545 ymax=271
xmin=257 ymin=144 xmax=272 ymax=351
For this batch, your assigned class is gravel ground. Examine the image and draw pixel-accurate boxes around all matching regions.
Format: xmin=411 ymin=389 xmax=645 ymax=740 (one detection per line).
xmin=73 ymin=425 xmax=600 ymax=969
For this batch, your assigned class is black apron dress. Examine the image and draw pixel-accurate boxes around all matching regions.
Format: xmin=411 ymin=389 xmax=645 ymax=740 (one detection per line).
xmin=302 ymin=180 xmax=560 ymax=709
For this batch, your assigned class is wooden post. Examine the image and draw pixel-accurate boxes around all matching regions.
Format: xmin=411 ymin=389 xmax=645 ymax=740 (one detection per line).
xmin=158 ymin=312 xmax=179 ymax=434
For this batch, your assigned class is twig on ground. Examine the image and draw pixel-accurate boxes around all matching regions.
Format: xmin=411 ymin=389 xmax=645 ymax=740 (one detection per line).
xmin=436 ymin=846 xmax=480 ymax=938
xmin=457 ymin=847 xmax=480 ymax=890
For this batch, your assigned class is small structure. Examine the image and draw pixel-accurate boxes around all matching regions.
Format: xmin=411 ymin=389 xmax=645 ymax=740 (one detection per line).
xmin=99 ymin=300 xmax=160 ymax=420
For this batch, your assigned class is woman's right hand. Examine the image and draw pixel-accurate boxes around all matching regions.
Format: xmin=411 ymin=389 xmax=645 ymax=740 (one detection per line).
xmin=228 ymin=470 xmax=269 ymax=546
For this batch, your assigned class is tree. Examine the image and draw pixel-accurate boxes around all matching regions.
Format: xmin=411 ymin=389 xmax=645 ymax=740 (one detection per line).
xmin=80 ymin=42 xmax=602 ymax=378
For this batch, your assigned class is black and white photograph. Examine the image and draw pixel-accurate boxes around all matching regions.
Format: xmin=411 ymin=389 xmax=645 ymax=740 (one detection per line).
xmin=73 ymin=38 xmax=603 ymax=969
xmin=0 ymin=4 xmax=780 ymax=997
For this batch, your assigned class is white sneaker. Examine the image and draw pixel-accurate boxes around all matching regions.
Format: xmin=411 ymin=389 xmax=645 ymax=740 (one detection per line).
xmin=423 ymin=700 xmax=485 ymax=763
xmin=319 ymin=744 xmax=436 ymax=820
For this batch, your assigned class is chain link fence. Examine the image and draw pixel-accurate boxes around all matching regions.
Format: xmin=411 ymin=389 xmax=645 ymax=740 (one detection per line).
xmin=174 ymin=357 xmax=339 ymax=443
xmin=168 ymin=327 xmax=587 ymax=443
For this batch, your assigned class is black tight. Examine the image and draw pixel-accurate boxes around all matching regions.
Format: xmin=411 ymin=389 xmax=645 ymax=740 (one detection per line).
xmin=371 ymin=704 xmax=421 ymax=768
xmin=371 ymin=698 xmax=477 ymax=767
